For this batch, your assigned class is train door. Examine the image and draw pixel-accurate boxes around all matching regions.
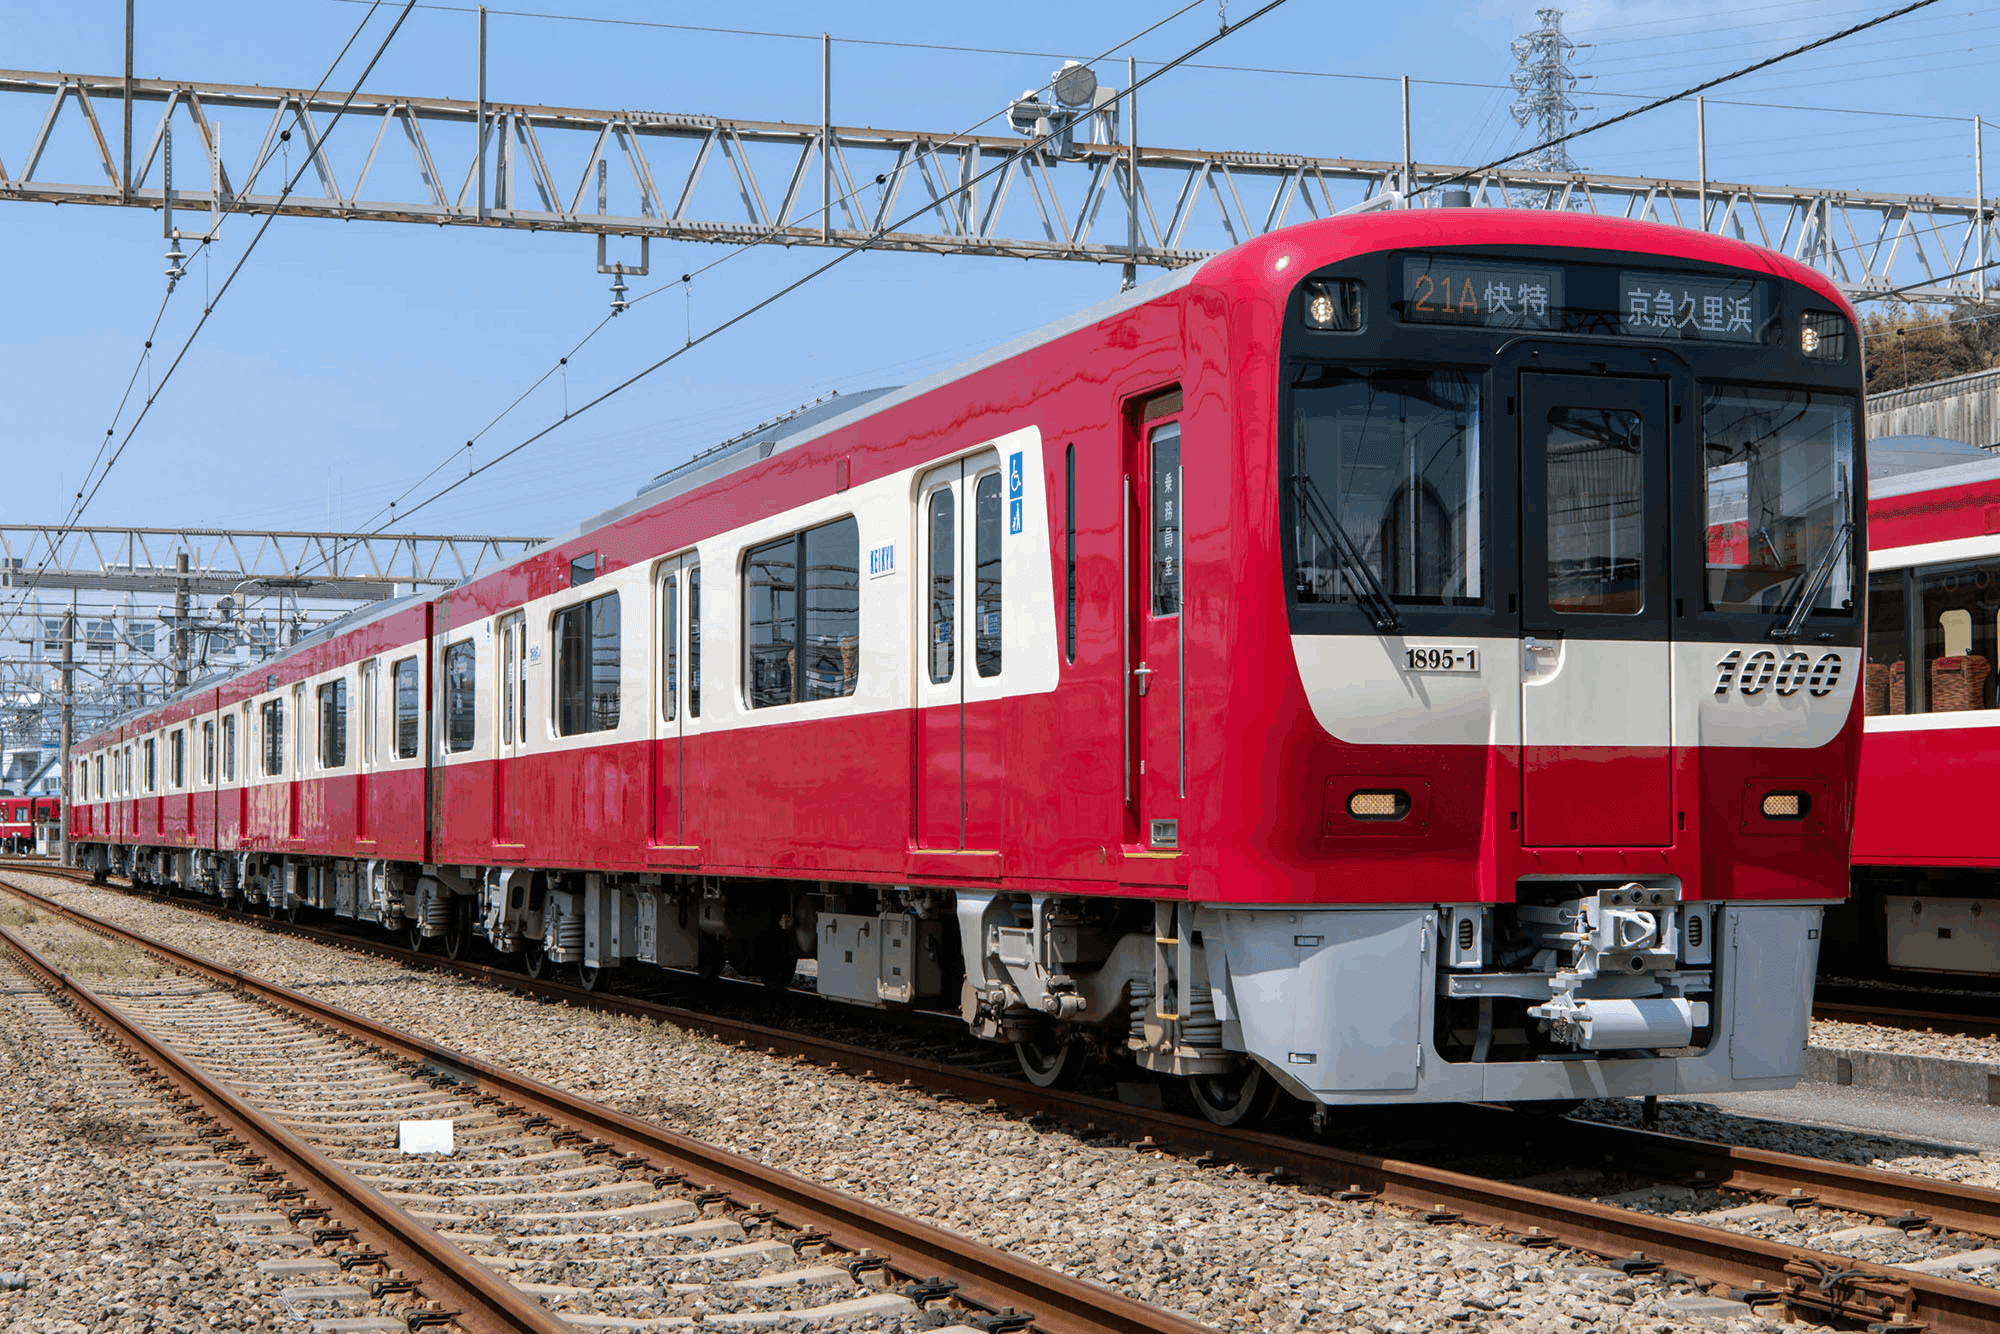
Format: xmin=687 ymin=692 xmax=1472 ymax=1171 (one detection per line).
xmin=357 ymin=659 xmax=378 ymax=844
xmin=495 ymin=615 xmax=526 ymax=848
xmin=651 ymin=560 xmax=689 ymax=851
xmin=1518 ymin=373 xmax=1673 ymax=848
xmin=1128 ymin=403 xmax=1186 ymax=850
xmin=290 ymin=684 xmax=306 ymax=841
xmin=915 ymin=453 xmax=1006 ymax=850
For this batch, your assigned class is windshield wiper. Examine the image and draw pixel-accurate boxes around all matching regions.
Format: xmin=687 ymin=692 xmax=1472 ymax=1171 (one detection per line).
xmin=1770 ymin=520 xmax=1853 ymax=641
xmin=1292 ymin=477 xmax=1401 ymax=633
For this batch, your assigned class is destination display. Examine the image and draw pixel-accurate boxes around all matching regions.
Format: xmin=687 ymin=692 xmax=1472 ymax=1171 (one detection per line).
xmin=1400 ymin=259 xmax=1563 ymax=332
xmin=1393 ymin=254 xmax=1773 ymax=345
xmin=1616 ymin=271 xmax=1763 ymax=343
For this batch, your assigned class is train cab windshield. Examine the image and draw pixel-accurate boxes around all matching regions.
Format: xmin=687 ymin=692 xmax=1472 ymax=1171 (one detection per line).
xmin=1701 ymin=385 xmax=1856 ymax=624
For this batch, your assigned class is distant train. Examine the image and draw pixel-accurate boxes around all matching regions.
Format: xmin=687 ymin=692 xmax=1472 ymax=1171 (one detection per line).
xmin=1827 ymin=437 xmax=2000 ymax=981
xmin=67 ymin=208 xmax=1864 ymax=1123
xmin=0 ymin=795 xmax=58 ymax=855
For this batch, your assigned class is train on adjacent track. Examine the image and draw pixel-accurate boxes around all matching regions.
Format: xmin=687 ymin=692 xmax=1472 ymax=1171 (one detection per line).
xmin=0 ymin=795 xmax=57 ymax=854
xmin=1825 ymin=439 xmax=2000 ymax=982
xmin=66 ymin=209 xmax=1866 ymax=1124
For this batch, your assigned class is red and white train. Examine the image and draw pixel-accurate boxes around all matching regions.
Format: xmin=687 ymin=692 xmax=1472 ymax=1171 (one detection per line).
xmin=1833 ymin=438 xmax=2000 ymax=979
xmin=67 ymin=209 xmax=1865 ymax=1123
xmin=0 ymin=795 xmax=57 ymax=854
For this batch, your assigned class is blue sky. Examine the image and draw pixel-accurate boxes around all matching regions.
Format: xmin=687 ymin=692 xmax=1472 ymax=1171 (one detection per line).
xmin=0 ymin=0 xmax=1992 ymax=540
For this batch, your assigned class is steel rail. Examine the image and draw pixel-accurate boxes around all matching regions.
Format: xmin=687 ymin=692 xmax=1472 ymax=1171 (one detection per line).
xmin=0 ymin=875 xmax=1214 ymax=1334
xmin=0 ymin=919 xmax=573 ymax=1334
xmin=1814 ymin=998 xmax=2000 ymax=1043
xmin=16 ymin=870 xmax=2000 ymax=1327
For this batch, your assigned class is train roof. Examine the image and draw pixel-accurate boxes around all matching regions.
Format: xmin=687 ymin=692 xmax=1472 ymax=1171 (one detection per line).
xmin=1868 ymin=433 xmax=2000 ymax=500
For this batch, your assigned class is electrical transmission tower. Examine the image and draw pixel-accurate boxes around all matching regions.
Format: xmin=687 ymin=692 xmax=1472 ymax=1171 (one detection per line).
xmin=1509 ymin=9 xmax=1590 ymax=179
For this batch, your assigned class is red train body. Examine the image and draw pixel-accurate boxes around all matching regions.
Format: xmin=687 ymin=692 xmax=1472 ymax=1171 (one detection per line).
xmin=70 ymin=209 xmax=1865 ymax=1118
xmin=0 ymin=795 xmax=57 ymax=853
xmin=1835 ymin=443 xmax=2000 ymax=977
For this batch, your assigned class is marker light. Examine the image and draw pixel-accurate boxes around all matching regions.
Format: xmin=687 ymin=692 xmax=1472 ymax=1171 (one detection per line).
xmin=1348 ymin=789 xmax=1410 ymax=820
xmin=1303 ymin=279 xmax=1363 ymax=331
xmin=1761 ymin=791 xmax=1810 ymax=819
xmin=1800 ymin=310 xmax=1848 ymax=362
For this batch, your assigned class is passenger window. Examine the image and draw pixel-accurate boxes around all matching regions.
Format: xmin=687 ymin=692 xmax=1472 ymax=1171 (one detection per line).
xmin=1912 ymin=559 xmax=2000 ymax=714
xmin=928 ymin=488 xmax=955 ymax=684
xmin=554 ymin=593 xmax=621 ymax=736
xmin=662 ymin=573 xmax=678 ymax=722
xmin=444 ymin=641 xmax=478 ymax=752
xmin=222 ymin=714 xmax=237 ymax=781
xmin=144 ymin=738 xmax=156 ymax=792
xmin=171 ymin=729 xmax=186 ymax=788
xmin=360 ymin=660 xmax=379 ymax=764
xmin=1149 ymin=424 xmax=1181 ymax=617
xmin=744 ymin=517 xmax=860 ymax=708
xmin=393 ymin=657 xmax=420 ymax=759
xmin=93 ymin=754 xmax=104 ymax=799
xmin=202 ymin=721 xmax=214 ymax=784
xmin=688 ymin=565 xmax=702 ymax=719
xmin=318 ymin=679 xmax=348 ymax=767
xmin=262 ymin=700 xmax=284 ymax=776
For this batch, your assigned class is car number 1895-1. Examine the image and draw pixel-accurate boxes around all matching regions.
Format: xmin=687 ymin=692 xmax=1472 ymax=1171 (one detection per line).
xmin=1404 ymin=646 xmax=1479 ymax=673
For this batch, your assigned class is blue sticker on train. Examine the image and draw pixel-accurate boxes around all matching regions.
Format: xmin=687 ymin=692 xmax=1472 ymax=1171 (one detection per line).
xmin=1008 ymin=452 xmax=1023 ymax=499
xmin=1008 ymin=499 xmax=1023 ymax=535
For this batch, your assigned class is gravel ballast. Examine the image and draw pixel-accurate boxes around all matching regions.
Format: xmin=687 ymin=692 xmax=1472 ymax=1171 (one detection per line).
xmin=5 ymin=873 xmax=1860 ymax=1331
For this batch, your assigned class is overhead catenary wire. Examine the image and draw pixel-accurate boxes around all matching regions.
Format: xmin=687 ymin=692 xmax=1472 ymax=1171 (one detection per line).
xmin=375 ymin=0 xmax=1292 ymax=534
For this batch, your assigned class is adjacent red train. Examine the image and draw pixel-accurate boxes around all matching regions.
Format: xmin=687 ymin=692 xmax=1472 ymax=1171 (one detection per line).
xmin=0 ymin=795 xmax=57 ymax=854
xmin=1833 ymin=439 xmax=2000 ymax=979
xmin=69 ymin=209 xmax=1866 ymax=1123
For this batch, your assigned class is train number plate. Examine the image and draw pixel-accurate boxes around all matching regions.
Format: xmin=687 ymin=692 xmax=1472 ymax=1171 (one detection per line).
xmin=1404 ymin=646 xmax=1480 ymax=673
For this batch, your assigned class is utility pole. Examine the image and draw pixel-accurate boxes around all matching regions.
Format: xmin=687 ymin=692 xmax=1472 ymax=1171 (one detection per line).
xmin=58 ymin=605 xmax=72 ymax=866
xmin=173 ymin=550 xmax=191 ymax=691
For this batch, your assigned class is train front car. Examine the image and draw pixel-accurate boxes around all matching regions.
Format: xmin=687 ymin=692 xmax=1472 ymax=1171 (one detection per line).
xmin=1175 ymin=213 xmax=1864 ymax=1116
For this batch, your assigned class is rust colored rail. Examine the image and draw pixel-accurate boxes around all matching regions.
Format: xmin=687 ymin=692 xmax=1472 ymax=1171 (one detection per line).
xmin=0 ymin=921 xmax=571 ymax=1334
xmin=16 ymin=869 xmax=2000 ymax=1330
xmin=0 ymin=875 xmax=1212 ymax=1334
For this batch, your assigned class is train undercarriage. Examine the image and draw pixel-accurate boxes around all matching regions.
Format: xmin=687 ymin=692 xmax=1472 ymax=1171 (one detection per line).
xmin=72 ymin=841 xmax=1815 ymax=1124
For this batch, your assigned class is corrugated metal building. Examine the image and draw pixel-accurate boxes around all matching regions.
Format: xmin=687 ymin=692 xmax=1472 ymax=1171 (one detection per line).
xmin=1867 ymin=365 xmax=2000 ymax=451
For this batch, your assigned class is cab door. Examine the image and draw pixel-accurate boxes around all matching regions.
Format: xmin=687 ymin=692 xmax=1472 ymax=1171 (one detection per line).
xmin=1128 ymin=408 xmax=1186 ymax=850
xmin=1519 ymin=373 xmax=1673 ymax=848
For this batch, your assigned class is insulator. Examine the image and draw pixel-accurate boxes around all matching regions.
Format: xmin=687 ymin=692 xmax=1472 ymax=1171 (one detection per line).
xmin=609 ymin=273 xmax=629 ymax=314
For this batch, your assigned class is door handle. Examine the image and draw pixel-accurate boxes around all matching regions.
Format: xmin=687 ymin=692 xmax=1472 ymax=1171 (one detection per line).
xmin=1133 ymin=662 xmax=1154 ymax=696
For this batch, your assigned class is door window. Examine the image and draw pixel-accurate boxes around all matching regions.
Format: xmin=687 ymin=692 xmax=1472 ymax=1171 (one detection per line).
xmin=661 ymin=574 xmax=678 ymax=722
xmin=1544 ymin=406 xmax=1646 ymax=615
xmin=393 ymin=657 xmax=420 ymax=758
xmin=975 ymin=472 xmax=1004 ymax=675
xmin=444 ymin=641 xmax=477 ymax=752
xmin=1149 ymin=425 xmax=1181 ymax=616
xmin=928 ymin=487 xmax=955 ymax=684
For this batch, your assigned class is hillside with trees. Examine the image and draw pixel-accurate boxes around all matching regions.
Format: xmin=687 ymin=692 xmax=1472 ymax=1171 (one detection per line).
xmin=1864 ymin=304 xmax=2000 ymax=394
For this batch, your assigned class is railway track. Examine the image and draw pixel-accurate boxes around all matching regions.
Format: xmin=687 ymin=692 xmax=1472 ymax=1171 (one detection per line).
xmin=1814 ymin=989 xmax=2000 ymax=1043
xmin=0 ymin=875 xmax=1213 ymax=1334
xmin=15 ymin=867 xmax=2000 ymax=1329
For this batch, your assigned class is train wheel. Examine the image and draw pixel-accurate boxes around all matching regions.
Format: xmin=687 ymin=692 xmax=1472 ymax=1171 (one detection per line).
xmin=442 ymin=899 xmax=470 ymax=960
xmin=523 ymin=943 xmax=548 ymax=979
xmin=92 ymin=868 xmax=108 ymax=885
xmin=1187 ymin=1064 xmax=1282 ymax=1128
xmin=407 ymin=922 xmax=428 ymax=954
xmin=575 ymin=962 xmax=602 ymax=992
xmin=286 ymin=895 xmax=303 ymax=925
xmin=1014 ymin=1033 xmax=1087 ymax=1089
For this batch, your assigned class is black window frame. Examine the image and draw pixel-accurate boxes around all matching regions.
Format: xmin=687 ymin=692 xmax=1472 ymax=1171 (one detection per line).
xmin=318 ymin=678 xmax=349 ymax=768
xmin=393 ymin=656 xmax=420 ymax=760
xmin=261 ymin=699 xmax=284 ymax=777
xmin=554 ymin=591 xmax=622 ymax=736
xmin=443 ymin=640 xmax=477 ymax=754
xmin=221 ymin=714 xmax=236 ymax=782
xmin=170 ymin=728 xmax=186 ymax=788
xmin=743 ymin=516 xmax=861 ymax=708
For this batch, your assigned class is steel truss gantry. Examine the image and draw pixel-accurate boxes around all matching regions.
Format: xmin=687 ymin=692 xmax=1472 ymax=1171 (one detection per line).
xmin=0 ymin=67 xmax=1991 ymax=303
xmin=0 ymin=525 xmax=543 ymax=750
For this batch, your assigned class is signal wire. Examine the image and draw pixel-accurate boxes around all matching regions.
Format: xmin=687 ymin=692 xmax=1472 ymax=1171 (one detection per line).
xmin=375 ymin=0 xmax=1291 ymax=532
